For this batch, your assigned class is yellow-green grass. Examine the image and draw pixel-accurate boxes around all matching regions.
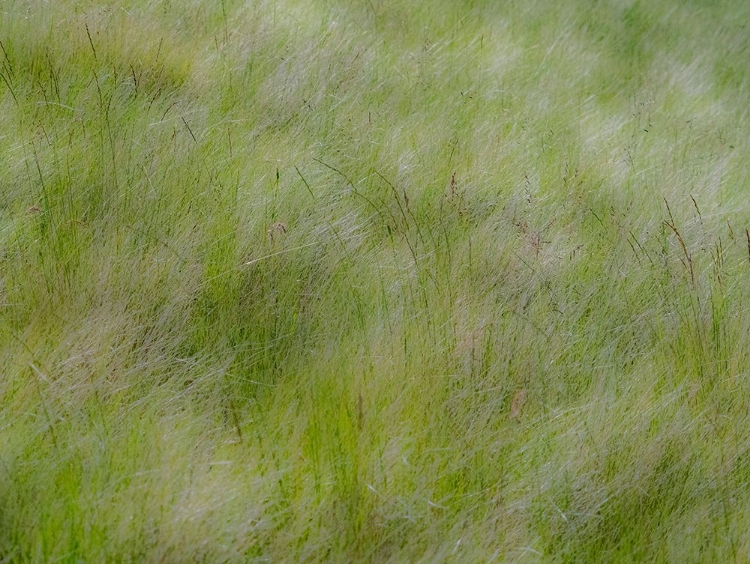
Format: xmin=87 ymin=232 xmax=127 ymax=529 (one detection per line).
xmin=1 ymin=0 xmax=750 ymax=561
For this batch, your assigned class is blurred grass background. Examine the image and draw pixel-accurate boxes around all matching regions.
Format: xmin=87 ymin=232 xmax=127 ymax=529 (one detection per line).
xmin=1 ymin=0 xmax=750 ymax=561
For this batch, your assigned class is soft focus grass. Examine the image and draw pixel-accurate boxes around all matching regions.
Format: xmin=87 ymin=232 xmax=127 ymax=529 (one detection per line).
xmin=2 ymin=0 xmax=750 ymax=561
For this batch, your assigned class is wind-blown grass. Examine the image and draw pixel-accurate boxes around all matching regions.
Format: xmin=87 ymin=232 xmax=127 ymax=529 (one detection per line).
xmin=1 ymin=0 xmax=750 ymax=561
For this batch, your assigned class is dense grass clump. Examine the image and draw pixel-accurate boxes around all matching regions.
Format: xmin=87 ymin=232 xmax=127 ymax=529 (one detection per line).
xmin=2 ymin=0 xmax=750 ymax=561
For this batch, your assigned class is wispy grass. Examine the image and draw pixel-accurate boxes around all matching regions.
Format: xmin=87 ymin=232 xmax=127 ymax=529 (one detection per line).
xmin=1 ymin=0 xmax=750 ymax=561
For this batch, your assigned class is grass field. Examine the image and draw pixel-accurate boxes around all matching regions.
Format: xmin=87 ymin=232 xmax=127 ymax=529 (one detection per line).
xmin=2 ymin=0 xmax=750 ymax=561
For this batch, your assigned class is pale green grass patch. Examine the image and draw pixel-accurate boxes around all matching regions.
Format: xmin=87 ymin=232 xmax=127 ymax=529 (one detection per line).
xmin=2 ymin=0 xmax=750 ymax=561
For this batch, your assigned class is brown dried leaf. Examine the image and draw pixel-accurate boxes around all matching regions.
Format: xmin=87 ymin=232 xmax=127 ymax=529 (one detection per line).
xmin=510 ymin=388 xmax=527 ymax=421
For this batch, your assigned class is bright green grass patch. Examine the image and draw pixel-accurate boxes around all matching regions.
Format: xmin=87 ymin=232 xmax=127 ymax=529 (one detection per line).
xmin=2 ymin=0 xmax=750 ymax=561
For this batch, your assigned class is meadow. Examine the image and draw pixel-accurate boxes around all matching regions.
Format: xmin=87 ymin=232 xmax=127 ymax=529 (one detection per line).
xmin=1 ymin=0 xmax=750 ymax=561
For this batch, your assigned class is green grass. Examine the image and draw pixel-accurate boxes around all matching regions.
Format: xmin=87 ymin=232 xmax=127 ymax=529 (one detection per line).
xmin=2 ymin=0 xmax=750 ymax=561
